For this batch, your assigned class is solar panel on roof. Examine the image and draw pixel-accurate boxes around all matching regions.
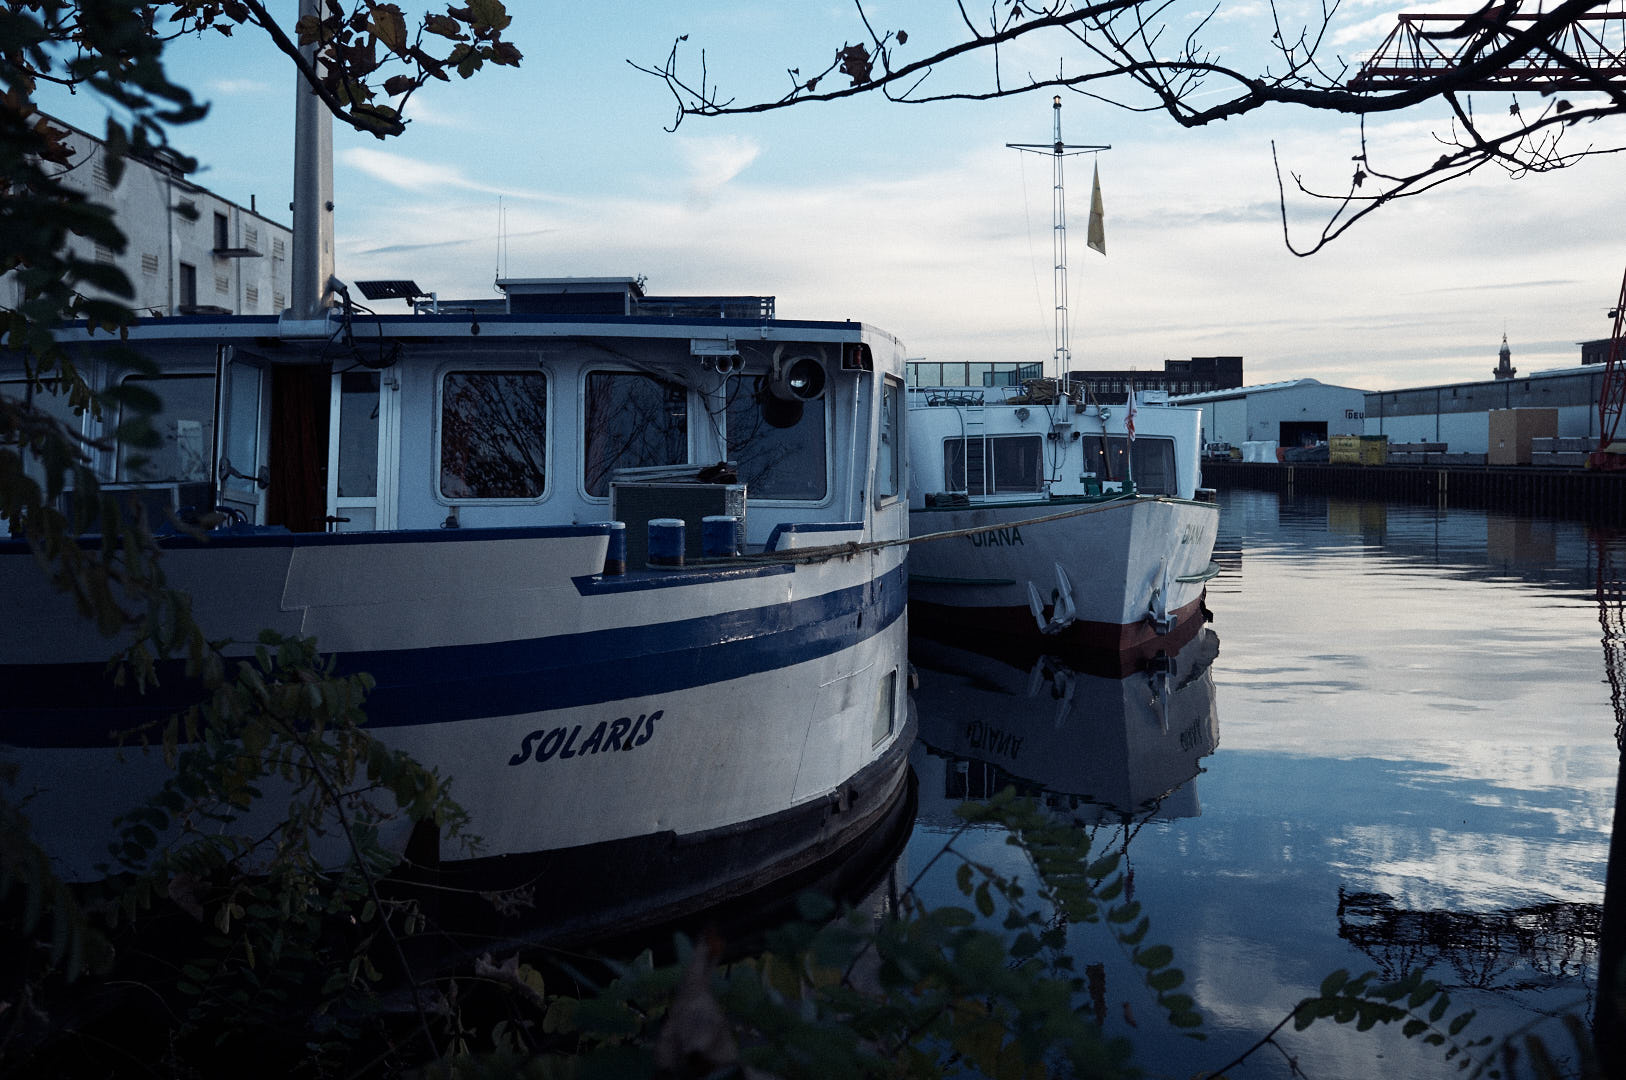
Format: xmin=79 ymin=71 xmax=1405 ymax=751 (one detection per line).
xmin=354 ymin=279 xmax=423 ymax=300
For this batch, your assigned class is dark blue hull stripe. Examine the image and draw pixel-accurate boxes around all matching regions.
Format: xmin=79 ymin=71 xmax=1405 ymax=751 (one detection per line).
xmin=2 ymin=564 xmax=907 ymax=749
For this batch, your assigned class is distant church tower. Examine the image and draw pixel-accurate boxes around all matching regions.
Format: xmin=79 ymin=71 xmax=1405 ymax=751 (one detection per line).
xmin=1492 ymin=333 xmax=1516 ymax=380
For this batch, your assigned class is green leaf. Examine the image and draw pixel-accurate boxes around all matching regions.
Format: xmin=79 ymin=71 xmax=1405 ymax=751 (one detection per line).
xmin=1448 ymin=1009 xmax=1475 ymax=1036
xmin=956 ymin=862 xmax=973 ymax=895
xmin=974 ymin=881 xmax=995 ymax=918
xmin=1147 ymin=968 xmax=1185 ymax=992
xmin=1135 ymin=944 xmax=1173 ymax=969
xmin=1320 ymin=969 xmax=1349 ymax=997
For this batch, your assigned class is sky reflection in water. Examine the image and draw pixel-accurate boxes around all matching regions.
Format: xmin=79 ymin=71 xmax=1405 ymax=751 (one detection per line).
xmin=905 ymin=489 xmax=1618 ymax=1079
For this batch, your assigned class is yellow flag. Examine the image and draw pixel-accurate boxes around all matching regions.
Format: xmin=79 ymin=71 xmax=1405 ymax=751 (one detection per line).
xmin=1086 ymin=163 xmax=1106 ymax=256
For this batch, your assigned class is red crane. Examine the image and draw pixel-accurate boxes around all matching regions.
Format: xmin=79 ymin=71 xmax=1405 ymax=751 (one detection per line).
xmin=1347 ymin=5 xmax=1626 ymax=468
xmin=1592 ymin=268 xmax=1626 ymax=469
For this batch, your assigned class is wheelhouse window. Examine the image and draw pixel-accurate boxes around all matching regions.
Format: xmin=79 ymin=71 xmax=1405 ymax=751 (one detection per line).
xmin=582 ymin=371 xmax=689 ymax=497
xmin=726 ymin=384 xmax=827 ymax=501
xmin=1080 ymin=436 xmax=1178 ymax=495
xmin=1 ymin=378 xmax=83 ymax=491
xmin=876 ymin=377 xmax=902 ymax=501
xmin=117 ymin=373 xmax=215 ymax=483
xmin=944 ymin=434 xmax=1044 ymax=496
xmin=439 ymin=370 xmax=547 ymax=500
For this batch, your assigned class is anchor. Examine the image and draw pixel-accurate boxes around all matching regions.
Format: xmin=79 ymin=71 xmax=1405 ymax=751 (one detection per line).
xmin=1145 ymin=556 xmax=1178 ymax=636
xmin=1026 ymin=562 xmax=1078 ymax=635
xmin=1026 ymin=654 xmax=1078 ymax=728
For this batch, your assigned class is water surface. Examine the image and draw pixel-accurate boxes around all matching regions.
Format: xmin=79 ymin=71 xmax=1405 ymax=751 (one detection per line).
xmin=906 ymin=488 xmax=1618 ymax=1079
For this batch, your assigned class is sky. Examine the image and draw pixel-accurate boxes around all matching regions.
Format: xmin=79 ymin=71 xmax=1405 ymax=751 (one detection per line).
xmin=33 ymin=1 xmax=1626 ymax=392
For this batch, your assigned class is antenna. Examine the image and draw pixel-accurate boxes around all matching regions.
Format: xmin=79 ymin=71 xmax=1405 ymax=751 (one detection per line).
xmin=1009 ymin=96 xmax=1108 ymax=390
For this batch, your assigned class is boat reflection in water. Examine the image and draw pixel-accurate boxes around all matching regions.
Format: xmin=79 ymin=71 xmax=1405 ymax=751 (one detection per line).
xmin=910 ymin=625 xmax=1221 ymax=826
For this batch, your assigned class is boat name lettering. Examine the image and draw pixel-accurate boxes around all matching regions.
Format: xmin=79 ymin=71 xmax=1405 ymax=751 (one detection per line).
xmin=507 ymin=711 xmax=661 ymax=766
xmin=964 ymin=720 xmax=1022 ymax=760
xmin=968 ymin=527 xmax=1024 ymax=549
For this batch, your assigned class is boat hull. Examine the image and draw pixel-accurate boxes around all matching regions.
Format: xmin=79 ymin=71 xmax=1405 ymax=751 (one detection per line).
xmin=911 ymin=626 xmax=1220 ymax=825
xmin=908 ymin=495 xmax=1219 ymax=654
xmin=2 ymin=526 xmax=913 ymax=915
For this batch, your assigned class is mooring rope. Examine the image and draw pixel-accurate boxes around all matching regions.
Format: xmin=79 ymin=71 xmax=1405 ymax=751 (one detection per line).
xmin=712 ymin=494 xmax=1148 ymax=568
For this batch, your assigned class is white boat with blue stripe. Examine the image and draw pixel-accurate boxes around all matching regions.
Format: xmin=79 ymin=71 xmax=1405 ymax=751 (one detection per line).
xmin=1 ymin=274 xmax=914 ymax=941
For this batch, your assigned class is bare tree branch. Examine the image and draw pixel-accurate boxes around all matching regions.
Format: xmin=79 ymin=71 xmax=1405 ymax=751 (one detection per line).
xmin=630 ymin=0 xmax=1626 ymax=250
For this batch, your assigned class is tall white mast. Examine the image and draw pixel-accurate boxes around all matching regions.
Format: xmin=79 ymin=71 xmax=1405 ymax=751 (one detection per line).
xmin=1008 ymin=96 xmax=1107 ymax=392
xmin=288 ymin=0 xmax=335 ymax=324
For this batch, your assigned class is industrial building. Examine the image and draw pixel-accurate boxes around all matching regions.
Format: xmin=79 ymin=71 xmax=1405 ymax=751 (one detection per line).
xmin=1361 ymin=365 xmax=1604 ymax=456
xmin=1066 ymin=355 xmax=1244 ymax=403
xmin=2 ymin=116 xmax=292 ymax=318
xmin=1170 ymin=378 xmax=1371 ymax=452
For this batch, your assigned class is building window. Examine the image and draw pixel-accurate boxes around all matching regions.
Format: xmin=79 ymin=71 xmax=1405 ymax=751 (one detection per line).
xmin=178 ymin=262 xmax=197 ymax=309
xmin=245 ymin=284 xmax=259 ymax=306
xmin=244 ymin=224 xmax=258 ymax=249
xmin=140 ymin=253 xmax=159 ymax=275
xmin=272 ymin=290 xmax=286 ymax=311
xmin=272 ymin=237 xmax=286 ymax=260
xmin=213 ymin=212 xmax=229 ymax=250
xmin=91 ymin=155 xmax=112 ymax=189
xmin=438 ymin=370 xmax=547 ymax=500
xmin=93 ymin=244 xmax=114 ymax=264
xmin=582 ymin=371 xmax=689 ymax=497
xmin=214 ymin=273 xmax=230 ymax=294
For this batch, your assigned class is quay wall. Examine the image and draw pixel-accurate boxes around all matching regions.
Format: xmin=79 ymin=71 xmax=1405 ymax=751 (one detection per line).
xmin=1203 ymin=460 xmax=1626 ymax=522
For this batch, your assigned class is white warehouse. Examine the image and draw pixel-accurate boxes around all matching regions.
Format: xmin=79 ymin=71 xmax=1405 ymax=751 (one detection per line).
xmin=1361 ymin=365 xmax=1603 ymax=453
xmin=2 ymin=116 xmax=292 ymax=318
xmin=1170 ymin=378 xmax=1371 ymax=451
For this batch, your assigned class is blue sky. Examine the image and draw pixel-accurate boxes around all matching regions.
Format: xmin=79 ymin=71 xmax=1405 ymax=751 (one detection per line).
xmin=35 ymin=2 xmax=1626 ymax=391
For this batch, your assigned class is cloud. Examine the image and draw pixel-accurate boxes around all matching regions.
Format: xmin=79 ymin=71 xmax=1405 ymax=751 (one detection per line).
xmin=339 ymin=147 xmax=541 ymax=197
xmin=206 ymin=78 xmax=273 ymax=96
xmin=674 ymin=134 xmax=762 ymax=205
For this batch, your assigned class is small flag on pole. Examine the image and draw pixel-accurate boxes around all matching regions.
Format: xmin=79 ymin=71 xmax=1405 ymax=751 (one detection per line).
xmin=1086 ymin=163 xmax=1106 ymax=256
xmin=1125 ymin=388 xmax=1137 ymax=441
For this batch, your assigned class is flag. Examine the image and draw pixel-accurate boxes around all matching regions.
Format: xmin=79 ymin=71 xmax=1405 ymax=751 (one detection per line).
xmin=1125 ymin=388 xmax=1137 ymax=442
xmin=1086 ymin=162 xmax=1106 ymax=256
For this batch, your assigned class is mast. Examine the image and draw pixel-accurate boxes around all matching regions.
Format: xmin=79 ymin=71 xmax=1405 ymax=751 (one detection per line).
xmin=1009 ymin=96 xmax=1107 ymax=391
xmin=288 ymin=0 xmax=335 ymax=324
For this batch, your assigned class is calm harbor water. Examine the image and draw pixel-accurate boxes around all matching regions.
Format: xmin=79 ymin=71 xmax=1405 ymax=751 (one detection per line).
xmin=903 ymin=487 xmax=1620 ymax=1079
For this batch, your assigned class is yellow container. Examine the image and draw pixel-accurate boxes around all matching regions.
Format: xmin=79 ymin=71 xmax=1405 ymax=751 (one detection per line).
xmin=1329 ymin=435 xmax=1361 ymax=464
xmin=1358 ymin=435 xmax=1388 ymax=466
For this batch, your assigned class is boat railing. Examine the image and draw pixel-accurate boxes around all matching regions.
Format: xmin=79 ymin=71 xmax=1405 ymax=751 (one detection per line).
xmin=909 ymin=385 xmax=1045 ymax=408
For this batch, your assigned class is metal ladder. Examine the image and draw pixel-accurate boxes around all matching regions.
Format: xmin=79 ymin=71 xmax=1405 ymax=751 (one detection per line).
xmin=960 ymin=404 xmax=987 ymax=493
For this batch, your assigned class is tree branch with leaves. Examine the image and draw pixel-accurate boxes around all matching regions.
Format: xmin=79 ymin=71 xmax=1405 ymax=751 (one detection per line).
xmin=633 ymin=0 xmax=1626 ymax=253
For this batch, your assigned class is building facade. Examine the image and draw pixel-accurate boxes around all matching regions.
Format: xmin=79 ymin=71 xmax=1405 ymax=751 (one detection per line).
xmin=4 ymin=117 xmax=292 ymax=318
xmin=1066 ymin=355 xmax=1244 ymax=403
xmin=1171 ymin=378 xmax=1371 ymax=450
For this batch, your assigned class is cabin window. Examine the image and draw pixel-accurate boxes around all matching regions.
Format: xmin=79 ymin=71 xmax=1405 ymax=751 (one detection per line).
xmin=439 ymin=370 xmax=547 ymax=499
xmin=875 ymin=377 xmax=902 ymax=502
xmin=1 ymin=378 xmax=82 ymax=492
xmin=726 ymin=386 xmax=828 ymax=501
xmin=582 ymin=371 xmax=689 ymax=497
xmin=1080 ymin=436 xmax=1178 ymax=495
xmin=116 ymin=373 xmax=215 ymax=483
xmin=944 ymin=434 xmax=1044 ymax=495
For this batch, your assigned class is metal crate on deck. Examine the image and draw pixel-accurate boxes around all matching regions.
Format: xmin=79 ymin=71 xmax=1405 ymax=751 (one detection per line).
xmin=610 ymin=481 xmax=747 ymax=567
